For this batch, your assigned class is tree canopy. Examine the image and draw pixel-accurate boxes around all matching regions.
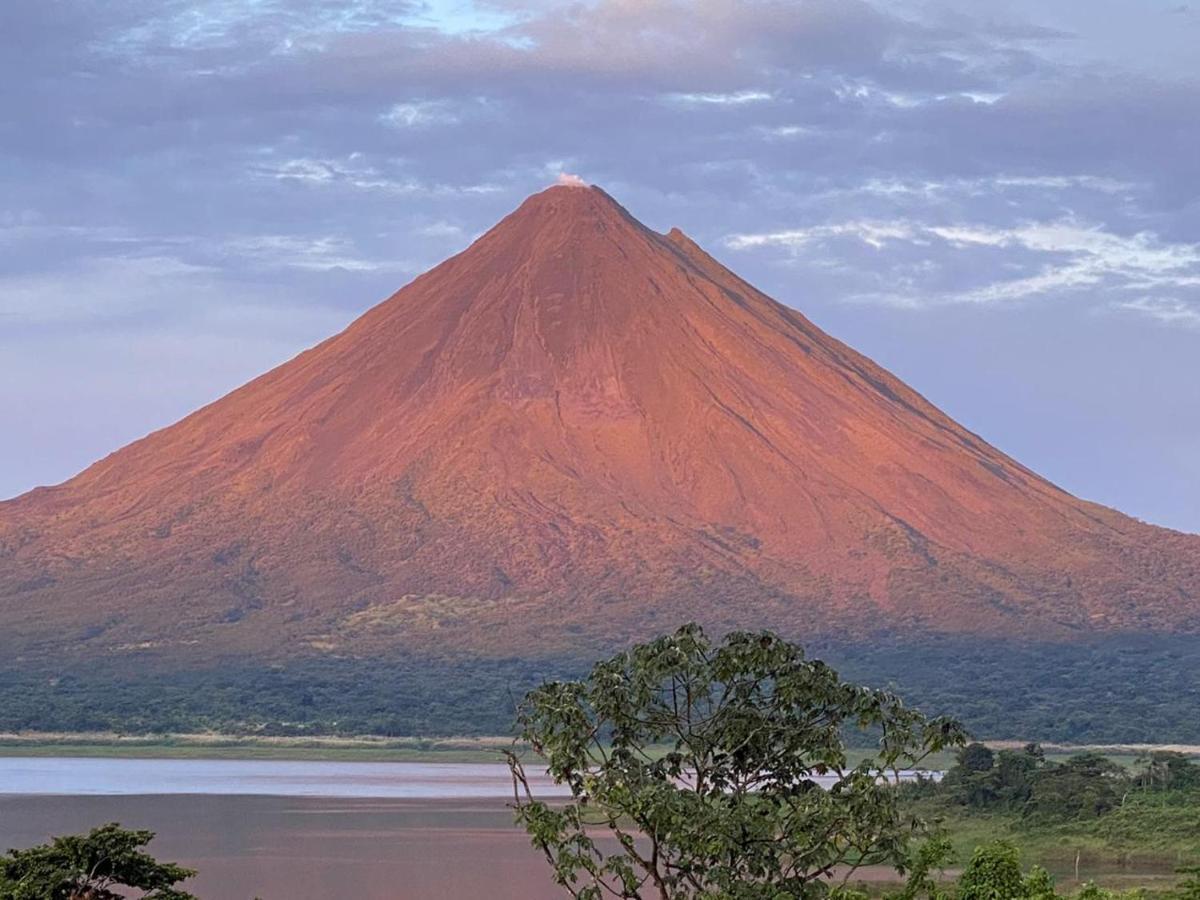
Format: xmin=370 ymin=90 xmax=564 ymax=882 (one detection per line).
xmin=936 ymin=743 xmax=1200 ymax=822
xmin=507 ymin=624 xmax=966 ymax=900
xmin=0 ymin=823 xmax=195 ymax=900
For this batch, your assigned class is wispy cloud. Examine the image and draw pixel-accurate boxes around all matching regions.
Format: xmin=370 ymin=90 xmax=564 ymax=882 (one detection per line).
xmin=1115 ymin=297 xmax=1200 ymax=329
xmin=665 ymin=90 xmax=774 ymax=106
xmin=379 ymin=100 xmax=462 ymax=128
xmin=728 ymin=221 xmax=917 ymax=251
xmin=418 ymin=221 xmax=464 ymax=238
xmin=250 ymin=156 xmax=424 ymax=194
xmin=756 ymin=124 xmax=822 ymax=139
xmin=247 ymin=155 xmax=502 ymax=197
xmin=221 ymin=234 xmax=397 ymax=272
xmin=728 ymin=217 xmax=1200 ymax=315
xmin=841 ymin=174 xmax=1135 ymax=199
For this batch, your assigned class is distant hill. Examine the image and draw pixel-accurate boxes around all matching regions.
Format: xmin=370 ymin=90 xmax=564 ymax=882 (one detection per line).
xmin=2 ymin=184 xmax=1197 ymax=739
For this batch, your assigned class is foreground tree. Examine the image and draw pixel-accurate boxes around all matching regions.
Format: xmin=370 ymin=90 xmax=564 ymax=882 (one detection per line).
xmin=507 ymin=624 xmax=966 ymax=899
xmin=0 ymin=823 xmax=196 ymax=900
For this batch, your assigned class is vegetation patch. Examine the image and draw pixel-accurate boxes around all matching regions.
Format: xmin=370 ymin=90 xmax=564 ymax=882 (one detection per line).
xmin=1 ymin=634 xmax=1198 ymax=742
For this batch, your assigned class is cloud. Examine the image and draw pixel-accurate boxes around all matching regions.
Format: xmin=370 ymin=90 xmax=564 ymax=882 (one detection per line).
xmin=756 ymin=124 xmax=822 ymax=139
xmin=245 ymin=155 xmax=503 ymax=198
xmin=249 ymin=156 xmax=424 ymax=194
xmin=418 ymin=221 xmax=464 ymax=238
xmin=220 ymin=234 xmax=399 ymax=272
xmin=1115 ymin=297 xmax=1200 ymax=328
xmin=990 ymin=174 xmax=1131 ymax=193
xmin=556 ymin=172 xmax=587 ymax=187
xmin=379 ymin=100 xmax=462 ymax=128
xmin=665 ymin=90 xmax=774 ymax=106
xmin=728 ymin=221 xmax=917 ymax=251
xmin=98 ymin=1 xmax=426 ymax=55
xmin=728 ymin=217 xmax=1200 ymax=312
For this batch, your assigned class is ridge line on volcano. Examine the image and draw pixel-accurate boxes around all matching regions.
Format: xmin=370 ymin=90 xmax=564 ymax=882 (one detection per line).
xmin=0 ymin=183 xmax=1197 ymax=665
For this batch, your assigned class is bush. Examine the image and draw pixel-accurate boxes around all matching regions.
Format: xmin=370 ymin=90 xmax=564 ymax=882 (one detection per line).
xmin=957 ymin=842 xmax=1028 ymax=900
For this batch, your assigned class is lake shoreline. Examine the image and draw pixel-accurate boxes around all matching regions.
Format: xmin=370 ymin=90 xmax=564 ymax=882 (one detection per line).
xmin=1 ymin=732 xmax=1197 ymax=762
xmin=0 ymin=732 xmax=515 ymax=762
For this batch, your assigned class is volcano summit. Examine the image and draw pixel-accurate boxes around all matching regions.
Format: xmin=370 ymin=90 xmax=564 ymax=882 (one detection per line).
xmin=2 ymin=184 xmax=1198 ymax=671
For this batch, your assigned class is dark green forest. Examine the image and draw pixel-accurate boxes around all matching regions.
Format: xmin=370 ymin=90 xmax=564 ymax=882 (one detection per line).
xmin=0 ymin=634 xmax=1196 ymax=740
xmin=823 ymin=634 xmax=1200 ymax=744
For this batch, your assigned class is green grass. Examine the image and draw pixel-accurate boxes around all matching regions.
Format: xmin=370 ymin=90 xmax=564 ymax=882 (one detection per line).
xmin=0 ymin=743 xmax=505 ymax=762
xmin=0 ymin=734 xmax=518 ymax=762
xmin=913 ymin=799 xmax=1200 ymax=870
xmin=0 ymin=736 xmax=965 ymax=767
xmin=0 ymin=738 xmax=1171 ymax=769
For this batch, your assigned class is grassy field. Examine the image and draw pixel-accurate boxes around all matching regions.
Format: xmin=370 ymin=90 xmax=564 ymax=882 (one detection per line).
xmin=0 ymin=732 xmax=516 ymax=762
xmin=895 ymin=801 xmax=1200 ymax=898
xmin=0 ymin=734 xmax=1192 ymax=767
xmin=0 ymin=737 xmax=950 ymax=765
xmin=920 ymin=802 xmax=1200 ymax=868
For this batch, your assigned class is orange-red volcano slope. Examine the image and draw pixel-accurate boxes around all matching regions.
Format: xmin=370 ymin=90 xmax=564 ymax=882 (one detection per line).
xmin=2 ymin=185 xmax=1198 ymax=664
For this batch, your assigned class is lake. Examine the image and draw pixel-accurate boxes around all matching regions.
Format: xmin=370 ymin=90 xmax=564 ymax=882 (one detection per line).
xmin=1 ymin=758 xmax=1164 ymax=899
xmin=0 ymin=758 xmax=573 ymax=899
xmin=0 ymin=757 xmax=934 ymax=899
xmin=0 ymin=757 xmax=569 ymax=799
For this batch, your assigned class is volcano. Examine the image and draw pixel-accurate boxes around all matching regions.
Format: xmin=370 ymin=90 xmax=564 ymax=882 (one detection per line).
xmin=2 ymin=183 xmax=1198 ymax=665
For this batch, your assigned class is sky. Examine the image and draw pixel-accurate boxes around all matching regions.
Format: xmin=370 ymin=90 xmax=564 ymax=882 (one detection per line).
xmin=1 ymin=0 xmax=1198 ymax=533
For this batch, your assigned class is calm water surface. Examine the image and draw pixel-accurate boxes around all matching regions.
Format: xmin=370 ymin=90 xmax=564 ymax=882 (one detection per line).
xmin=0 ymin=757 xmax=568 ymax=798
xmin=1 ymin=792 xmax=564 ymax=899
xmin=0 ymin=758 xmax=572 ymax=899
xmin=0 ymin=758 xmax=1173 ymax=900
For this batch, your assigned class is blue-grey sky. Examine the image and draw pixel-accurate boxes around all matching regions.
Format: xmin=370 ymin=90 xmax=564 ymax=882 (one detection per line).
xmin=2 ymin=0 xmax=1198 ymax=533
